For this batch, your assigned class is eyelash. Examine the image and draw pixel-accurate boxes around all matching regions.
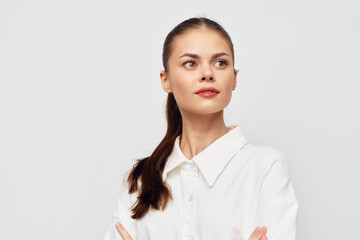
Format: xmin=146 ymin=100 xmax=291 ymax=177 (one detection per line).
xmin=183 ymin=59 xmax=228 ymax=68
xmin=214 ymin=59 xmax=228 ymax=67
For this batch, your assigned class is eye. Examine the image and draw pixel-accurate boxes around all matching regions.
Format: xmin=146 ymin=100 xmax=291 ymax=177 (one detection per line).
xmin=184 ymin=61 xmax=197 ymax=69
xmin=214 ymin=60 xmax=227 ymax=68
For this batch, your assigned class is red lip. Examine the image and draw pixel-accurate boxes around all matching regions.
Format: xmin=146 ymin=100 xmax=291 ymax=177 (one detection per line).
xmin=195 ymin=87 xmax=220 ymax=94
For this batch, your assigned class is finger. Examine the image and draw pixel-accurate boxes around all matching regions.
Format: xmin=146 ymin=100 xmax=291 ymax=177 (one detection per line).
xmin=248 ymin=226 xmax=261 ymax=240
xmin=261 ymin=226 xmax=268 ymax=235
xmin=115 ymin=222 xmax=133 ymax=240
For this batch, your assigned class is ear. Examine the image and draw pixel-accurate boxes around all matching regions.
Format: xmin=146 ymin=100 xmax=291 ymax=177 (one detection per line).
xmin=160 ymin=70 xmax=172 ymax=93
xmin=232 ymin=69 xmax=238 ymax=91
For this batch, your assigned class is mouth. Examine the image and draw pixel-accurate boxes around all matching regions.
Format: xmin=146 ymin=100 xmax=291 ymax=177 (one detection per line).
xmin=195 ymin=87 xmax=220 ymax=98
xmin=195 ymin=87 xmax=220 ymax=94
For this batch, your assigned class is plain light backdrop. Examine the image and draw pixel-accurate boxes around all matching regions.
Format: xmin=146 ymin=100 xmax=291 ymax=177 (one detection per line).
xmin=0 ymin=0 xmax=359 ymax=239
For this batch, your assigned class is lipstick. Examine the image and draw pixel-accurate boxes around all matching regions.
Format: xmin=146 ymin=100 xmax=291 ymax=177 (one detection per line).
xmin=195 ymin=87 xmax=220 ymax=98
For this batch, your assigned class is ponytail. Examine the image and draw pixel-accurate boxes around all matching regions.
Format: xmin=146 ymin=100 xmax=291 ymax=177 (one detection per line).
xmin=126 ymin=93 xmax=182 ymax=219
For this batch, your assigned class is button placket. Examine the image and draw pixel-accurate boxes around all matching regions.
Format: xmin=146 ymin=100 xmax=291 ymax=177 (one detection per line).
xmin=181 ymin=161 xmax=199 ymax=240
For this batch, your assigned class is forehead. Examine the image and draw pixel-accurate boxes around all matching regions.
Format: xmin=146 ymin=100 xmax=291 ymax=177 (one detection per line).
xmin=170 ymin=28 xmax=232 ymax=58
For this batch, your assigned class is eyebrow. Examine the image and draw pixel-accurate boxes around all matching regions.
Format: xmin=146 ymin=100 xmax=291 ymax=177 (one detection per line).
xmin=179 ymin=52 xmax=230 ymax=60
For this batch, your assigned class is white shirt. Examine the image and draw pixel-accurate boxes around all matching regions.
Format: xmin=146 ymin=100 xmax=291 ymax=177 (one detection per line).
xmin=104 ymin=125 xmax=299 ymax=240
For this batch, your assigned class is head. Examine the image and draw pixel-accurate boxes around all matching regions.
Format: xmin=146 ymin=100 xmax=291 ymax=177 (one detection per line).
xmin=127 ymin=17 xmax=236 ymax=220
xmin=160 ymin=17 xmax=237 ymax=116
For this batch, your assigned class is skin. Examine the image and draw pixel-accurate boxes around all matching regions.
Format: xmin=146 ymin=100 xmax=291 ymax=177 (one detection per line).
xmin=161 ymin=27 xmax=237 ymax=159
xmin=115 ymin=27 xmax=268 ymax=240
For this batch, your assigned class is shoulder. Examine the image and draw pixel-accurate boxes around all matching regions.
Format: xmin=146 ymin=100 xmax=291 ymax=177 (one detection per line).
xmin=108 ymin=171 xmax=139 ymax=240
xmin=238 ymin=143 xmax=289 ymax=173
xmin=242 ymin=143 xmax=286 ymax=161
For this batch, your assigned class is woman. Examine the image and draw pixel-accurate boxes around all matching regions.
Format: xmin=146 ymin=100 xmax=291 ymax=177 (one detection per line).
xmin=104 ymin=17 xmax=298 ymax=240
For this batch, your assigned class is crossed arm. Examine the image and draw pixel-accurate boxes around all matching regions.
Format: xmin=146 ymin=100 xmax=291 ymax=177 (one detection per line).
xmin=114 ymin=222 xmax=268 ymax=240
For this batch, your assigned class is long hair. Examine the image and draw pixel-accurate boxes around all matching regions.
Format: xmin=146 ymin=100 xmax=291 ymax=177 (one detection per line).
xmin=126 ymin=17 xmax=234 ymax=219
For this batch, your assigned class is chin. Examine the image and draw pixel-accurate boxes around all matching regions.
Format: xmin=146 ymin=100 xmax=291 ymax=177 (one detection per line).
xmin=182 ymin=106 xmax=226 ymax=115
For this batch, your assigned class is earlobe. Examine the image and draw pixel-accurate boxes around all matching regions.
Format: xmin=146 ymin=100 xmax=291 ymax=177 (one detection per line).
xmin=160 ymin=70 xmax=172 ymax=93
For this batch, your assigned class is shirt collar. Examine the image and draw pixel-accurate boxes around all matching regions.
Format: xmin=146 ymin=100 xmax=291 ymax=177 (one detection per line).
xmin=162 ymin=125 xmax=248 ymax=188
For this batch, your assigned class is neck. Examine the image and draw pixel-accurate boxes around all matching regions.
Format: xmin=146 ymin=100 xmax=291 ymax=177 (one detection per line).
xmin=179 ymin=109 xmax=229 ymax=160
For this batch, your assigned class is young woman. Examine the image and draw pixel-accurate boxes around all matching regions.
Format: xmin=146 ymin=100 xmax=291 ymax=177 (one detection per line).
xmin=104 ymin=17 xmax=298 ymax=240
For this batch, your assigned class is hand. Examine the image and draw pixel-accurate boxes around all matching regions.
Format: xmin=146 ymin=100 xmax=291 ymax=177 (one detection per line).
xmin=249 ymin=226 xmax=268 ymax=240
xmin=115 ymin=222 xmax=133 ymax=240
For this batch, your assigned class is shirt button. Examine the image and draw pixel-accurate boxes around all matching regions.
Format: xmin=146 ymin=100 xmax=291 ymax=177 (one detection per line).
xmin=190 ymin=163 xmax=195 ymax=168
xmin=188 ymin=195 xmax=193 ymax=201
xmin=189 ymin=235 xmax=194 ymax=240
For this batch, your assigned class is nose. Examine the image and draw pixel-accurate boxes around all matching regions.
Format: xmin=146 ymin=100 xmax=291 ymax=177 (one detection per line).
xmin=201 ymin=65 xmax=214 ymax=81
xmin=201 ymin=75 xmax=214 ymax=81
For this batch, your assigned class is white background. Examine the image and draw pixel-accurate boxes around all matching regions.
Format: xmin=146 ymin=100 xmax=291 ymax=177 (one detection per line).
xmin=1 ymin=0 xmax=359 ymax=239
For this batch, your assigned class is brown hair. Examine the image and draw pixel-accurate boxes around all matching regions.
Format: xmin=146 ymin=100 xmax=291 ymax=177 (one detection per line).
xmin=125 ymin=17 xmax=234 ymax=219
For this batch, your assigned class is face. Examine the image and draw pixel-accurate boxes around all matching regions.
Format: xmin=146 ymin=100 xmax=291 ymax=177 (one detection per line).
xmin=160 ymin=28 xmax=237 ymax=116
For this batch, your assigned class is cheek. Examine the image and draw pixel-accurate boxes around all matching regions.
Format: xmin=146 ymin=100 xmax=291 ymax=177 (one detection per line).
xmin=171 ymin=71 xmax=198 ymax=94
xmin=217 ymin=71 xmax=235 ymax=91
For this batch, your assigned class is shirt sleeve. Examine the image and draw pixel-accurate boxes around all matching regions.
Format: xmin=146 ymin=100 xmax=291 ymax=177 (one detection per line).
xmin=255 ymin=151 xmax=299 ymax=240
xmin=103 ymin=178 xmax=139 ymax=240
